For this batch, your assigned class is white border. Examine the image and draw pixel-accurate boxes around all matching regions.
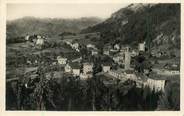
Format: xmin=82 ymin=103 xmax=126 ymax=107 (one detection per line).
xmin=0 ymin=0 xmax=183 ymax=116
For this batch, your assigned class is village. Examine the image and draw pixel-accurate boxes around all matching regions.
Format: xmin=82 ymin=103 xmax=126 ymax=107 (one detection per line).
xmin=9 ymin=33 xmax=179 ymax=93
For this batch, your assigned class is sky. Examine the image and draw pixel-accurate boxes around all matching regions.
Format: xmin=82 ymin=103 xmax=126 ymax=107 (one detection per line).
xmin=7 ymin=3 xmax=129 ymax=20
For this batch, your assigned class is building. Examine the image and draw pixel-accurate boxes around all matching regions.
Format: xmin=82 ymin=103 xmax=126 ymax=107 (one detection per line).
xmin=138 ymin=42 xmax=145 ymax=52
xmin=80 ymin=73 xmax=93 ymax=79
xmin=72 ymin=43 xmax=79 ymax=50
xmin=104 ymin=50 xmax=110 ymax=55
xmin=124 ymin=70 xmax=137 ymax=81
xmin=124 ymin=47 xmax=131 ymax=70
xmin=102 ymin=64 xmax=111 ymax=72
xmin=152 ymin=68 xmax=180 ymax=76
xmin=103 ymin=46 xmax=111 ymax=55
xmin=83 ymin=63 xmax=93 ymax=74
xmin=113 ymin=55 xmax=124 ymax=65
xmin=114 ymin=44 xmax=120 ymax=50
xmin=57 ymin=56 xmax=67 ymax=65
xmin=108 ymin=69 xmax=126 ymax=79
xmin=70 ymin=62 xmax=81 ymax=76
xmin=64 ymin=64 xmax=72 ymax=73
xmin=91 ymin=49 xmax=98 ymax=55
xmin=87 ymin=44 xmax=96 ymax=49
xmin=36 ymin=37 xmax=44 ymax=46
xmin=144 ymin=78 xmax=165 ymax=92
xmin=25 ymin=35 xmax=30 ymax=41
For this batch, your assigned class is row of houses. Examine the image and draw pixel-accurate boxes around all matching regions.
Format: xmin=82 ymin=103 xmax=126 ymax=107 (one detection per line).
xmin=25 ymin=34 xmax=47 ymax=48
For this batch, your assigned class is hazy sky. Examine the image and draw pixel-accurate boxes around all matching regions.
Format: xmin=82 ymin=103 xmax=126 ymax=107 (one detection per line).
xmin=7 ymin=3 xmax=129 ymax=20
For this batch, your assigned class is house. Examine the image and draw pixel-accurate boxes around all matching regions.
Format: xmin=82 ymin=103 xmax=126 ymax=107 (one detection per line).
xmin=102 ymin=62 xmax=111 ymax=72
xmin=25 ymin=35 xmax=30 ymax=41
xmin=36 ymin=36 xmax=44 ymax=47
xmin=70 ymin=62 xmax=81 ymax=76
xmin=113 ymin=55 xmax=124 ymax=65
xmin=104 ymin=50 xmax=110 ymax=55
xmin=108 ymin=69 xmax=125 ymax=79
xmin=138 ymin=42 xmax=145 ymax=52
xmin=64 ymin=64 xmax=72 ymax=73
xmin=83 ymin=63 xmax=93 ymax=74
xmin=72 ymin=43 xmax=79 ymax=50
xmin=87 ymin=44 xmax=96 ymax=49
xmin=114 ymin=44 xmax=120 ymax=50
xmin=103 ymin=46 xmax=111 ymax=55
xmin=80 ymin=73 xmax=93 ymax=79
xmin=144 ymin=78 xmax=166 ymax=92
xmin=124 ymin=70 xmax=137 ymax=81
xmin=91 ymin=49 xmax=98 ymax=55
xmin=57 ymin=56 xmax=67 ymax=65
xmin=152 ymin=68 xmax=180 ymax=76
xmin=102 ymin=65 xmax=111 ymax=72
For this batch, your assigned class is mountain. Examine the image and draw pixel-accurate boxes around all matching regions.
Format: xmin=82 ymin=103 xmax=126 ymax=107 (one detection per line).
xmin=6 ymin=17 xmax=102 ymax=39
xmin=81 ymin=3 xmax=180 ymax=57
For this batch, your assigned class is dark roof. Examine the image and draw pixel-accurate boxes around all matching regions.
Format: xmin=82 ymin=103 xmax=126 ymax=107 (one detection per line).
xmin=125 ymin=70 xmax=134 ymax=74
xmin=69 ymin=62 xmax=81 ymax=69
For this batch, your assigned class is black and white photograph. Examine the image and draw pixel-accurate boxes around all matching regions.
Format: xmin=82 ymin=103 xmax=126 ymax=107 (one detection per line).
xmin=5 ymin=3 xmax=180 ymax=111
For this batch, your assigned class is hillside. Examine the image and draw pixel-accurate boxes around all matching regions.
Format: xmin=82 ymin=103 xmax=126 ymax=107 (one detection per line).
xmin=6 ymin=17 xmax=102 ymax=39
xmin=81 ymin=3 xmax=180 ymax=57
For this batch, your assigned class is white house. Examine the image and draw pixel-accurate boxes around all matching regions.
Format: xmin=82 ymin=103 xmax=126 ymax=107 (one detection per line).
xmin=91 ymin=49 xmax=98 ymax=55
xmin=36 ymin=37 xmax=44 ymax=46
xmin=102 ymin=65 xmax=111 ymax=72
xmin=57 ymin=56 xmax=67 ymax=65
xmin=83 ymin=63 xmax=93 ymax=74
xmin=144 ymin=78 xmax=165 ymax=92
xmin=114 ymin=44 xmax=120 ymax=50
xmin=25 ymin=35 xmax=30 ymax=41
xmin=70 ymin=62 xmax=81 ymax=76
xmin=72 ymin=69 xmax=80 ymax=76
xmin=138 ymin=42 xmax=145 ymax=52
xmin=72 ymin=43 xmax=79 ymax=50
